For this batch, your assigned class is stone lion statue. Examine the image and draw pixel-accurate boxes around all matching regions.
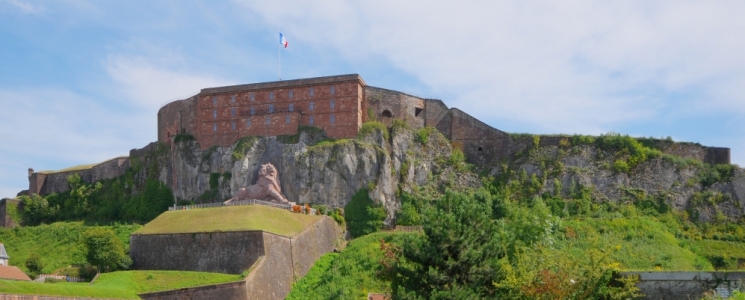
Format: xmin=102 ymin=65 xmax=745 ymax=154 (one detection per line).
xmin=224 ymin=163 xmax=289 ymax=204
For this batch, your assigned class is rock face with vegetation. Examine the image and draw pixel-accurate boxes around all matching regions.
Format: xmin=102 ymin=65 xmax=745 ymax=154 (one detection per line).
xmin=168 ymin=124 xmax=479 ymax=224
xmin=492 ymin=134 xmax=744 ymax=222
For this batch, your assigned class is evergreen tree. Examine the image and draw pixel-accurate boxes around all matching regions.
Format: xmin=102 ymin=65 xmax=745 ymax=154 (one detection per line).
xmin=394 ymin=190 xmax=503 ymax=299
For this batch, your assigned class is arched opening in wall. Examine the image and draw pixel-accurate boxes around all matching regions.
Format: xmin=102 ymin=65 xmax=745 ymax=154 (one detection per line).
xmin=381 ymin=110 xmax=393 ymax=126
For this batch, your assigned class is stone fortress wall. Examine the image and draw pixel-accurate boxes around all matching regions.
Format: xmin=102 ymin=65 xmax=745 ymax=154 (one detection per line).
xmin=27 ymin=73 xmax=731 ymax=197
xmin=133 ymin=216 xmax=340 ymax=300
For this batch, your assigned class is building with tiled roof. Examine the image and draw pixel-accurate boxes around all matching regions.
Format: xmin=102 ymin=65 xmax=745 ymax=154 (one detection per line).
xmin=0 ymin=243 xmax=30 ymax=281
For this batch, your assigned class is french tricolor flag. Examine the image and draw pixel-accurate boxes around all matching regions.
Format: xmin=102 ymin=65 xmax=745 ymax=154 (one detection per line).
xmin=279 ymin=33 xmax=288 ymax=48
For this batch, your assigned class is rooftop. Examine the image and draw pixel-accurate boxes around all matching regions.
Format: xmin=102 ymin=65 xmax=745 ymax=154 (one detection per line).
xmin=200 ymin=74 xmax=365 ymax=95
xmin=0 ymin=265 xmax=30 ymax=281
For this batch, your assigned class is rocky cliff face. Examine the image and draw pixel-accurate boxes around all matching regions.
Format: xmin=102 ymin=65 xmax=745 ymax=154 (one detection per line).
xmin=163 ymin=126 xmax=479 ymax=224
xmin=497 ymin=143 xmax=745 ymax=222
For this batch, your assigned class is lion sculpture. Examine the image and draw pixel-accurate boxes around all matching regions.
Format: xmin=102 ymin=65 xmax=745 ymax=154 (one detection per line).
xmin=224 ymin=163 xmax=289 ymax=204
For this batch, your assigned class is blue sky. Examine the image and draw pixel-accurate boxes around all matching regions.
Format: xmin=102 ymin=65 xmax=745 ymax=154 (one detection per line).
xmin=1 ymin=1 xmax=744 ymax=198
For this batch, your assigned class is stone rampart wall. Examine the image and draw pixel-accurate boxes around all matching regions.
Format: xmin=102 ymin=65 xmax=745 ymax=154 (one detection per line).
xmin=129 ymin=142 xmax=159 ymax=159
xmin=130 ymin=231 xmax=265 ymax=274
xmin=0 ymin=295 xmax=120 ymax=300
xmin=290 ymin=217 xmax=338 ymax=277
xmin=157 ymin=96 xmax=198 ymax=145
xmin=365 ymin=86 xmax=425 ymax=129
xmin=32 ymin=157 xmax=130 ymax=196
xmin=0 ymin=199 xmax=19 ymax=228
xmin=244 ymin=233 xmax=294 ymax=300
xmin=138 ymin=280 xmax=248 ymax=300
xmin=624 ymin=271 xmax=745 ymax=299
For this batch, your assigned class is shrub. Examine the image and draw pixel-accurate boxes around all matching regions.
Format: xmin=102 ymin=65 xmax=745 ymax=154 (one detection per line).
xmin=173 ymin=133 xmax=195 ymax=143
xmin=84 ymin=227 xmax=132 ymax=273
xmin=396 ymin=201 xmax=422 ymax=226
xmin=345 ymin=189 xmax=387 ymax=238
xmin=358 ymin=121 xmax=389 ymax=141
xmin=232 ymin=136 xmax=258 ymax=161
xmin=25 ymin=253 xmax=43 ymax=279
xmin=209 ymin=173 xmax=220 ymax=190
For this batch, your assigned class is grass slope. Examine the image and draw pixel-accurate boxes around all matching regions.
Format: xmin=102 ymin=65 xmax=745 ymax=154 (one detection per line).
xmin=0 ymin=222 xmax=140 ymax=274
xmin=287 ymin=232 xmax=414 ymax=300
xmin=134 ymin=205 xmax=321 ymax=236
xmin=0 ymin=270 xmax=243 ymax=299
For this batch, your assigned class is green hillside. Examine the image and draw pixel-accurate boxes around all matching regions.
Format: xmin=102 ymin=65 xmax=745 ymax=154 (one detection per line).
xmin=0 ymin=222 xmax=140 ymax=274
xmin=134 ymin=205 xmax=322 ymax=236
xmin=0 ymin=270 xmax=243 ymax=299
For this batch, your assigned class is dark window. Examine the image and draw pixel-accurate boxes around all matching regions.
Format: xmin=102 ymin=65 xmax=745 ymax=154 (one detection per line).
xmin=478 ymin=146 xmax=483 ymax=152
xmin=269 ymin=104 xmax=274 ymax=113
xmin=330 ymin=114 xmax=335 ymax=123
xmin=309 ymin=87 xmax=314 ymax=97
xmin=382 ymin=110 xmax=393 ymax=118
xmin=309 ymin=102 xmax=314 ymax=111
xmin=415 ymin=107 xmax=423 ymax=117
xmin=213 ymin=123 xmax=217 ymax=132
xmin=212 ymin=96 xmax=217 ymax=106
xmin=309 ymin=115 xmax=314 ymax=125
xmin=250 ymin=107 xmax=255 ymax=115
xmin=231 ymin=108 xmax=236 ymax=117
xmin=289 ymin=103 xmax=294 ymax=112
xmin=213 ymin=110 xmax=217 ymax=119
xmin=330 ymin=99 xmax=335 ymax=109
xmin=330 ymin=86 xmax=335 ymax=94
xmin=269 ymin=92 xmax=275 ymax=100
xmin=289 ymin=90 xmax=294 ymax=98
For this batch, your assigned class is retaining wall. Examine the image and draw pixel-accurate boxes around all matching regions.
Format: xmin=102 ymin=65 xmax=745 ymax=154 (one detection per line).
xmin=138 ymin=280 xmax=247 ymax=300
xmin=130 ymin=231 xmax=265 ymax=274
xmin=0 ymin=295 xmax=119 ymax=300
xmin=624 ymin=271 xmax=745 ymax=299
xmin=0 ymin=199 xmax=18 ymax=228
xmin=29 ymin=157 xmax=130 ymax=196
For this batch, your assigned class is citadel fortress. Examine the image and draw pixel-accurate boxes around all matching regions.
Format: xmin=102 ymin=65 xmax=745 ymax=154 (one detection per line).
xmin=26 ymin=74 xmax=731 ymax=196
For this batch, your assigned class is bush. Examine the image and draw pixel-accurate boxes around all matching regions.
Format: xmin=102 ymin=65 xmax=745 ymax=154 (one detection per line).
xmin=173 ymin=133 xmax=195 ymax=143
xmin=84 ymin=227 xmax=132 ymax=273
xmin=396 ymin=201 xmax=422 ymax=226
xmin=25 ymin=253 xmax=43 ymax=279
xmin=345 ymin=189 xmax=387 ymax=238
xmin=358 ymin=121 xmax=389 ymax=141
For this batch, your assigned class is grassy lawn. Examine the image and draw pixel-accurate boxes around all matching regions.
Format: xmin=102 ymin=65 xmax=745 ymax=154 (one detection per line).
xmin=134 ymin=205 xmax=322 ymax=237
xmin=0 ymin=270 xmax=243 ymax=299
xmin=0 ymin=222 xmax=141 ymax=274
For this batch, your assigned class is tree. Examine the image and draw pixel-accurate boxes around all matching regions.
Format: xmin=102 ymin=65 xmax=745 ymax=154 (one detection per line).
xmin=394 ymin=190 xmax=504 ymax=299
xmin=25 ymin=253 xmax=43 ymax=279
xmin=83 ymin=227 xmax=131 ymax=273
xmin=18 ymin=194 xmax=57 ymax=225
xmin=345 ymin=189 xmax=387 ymax=237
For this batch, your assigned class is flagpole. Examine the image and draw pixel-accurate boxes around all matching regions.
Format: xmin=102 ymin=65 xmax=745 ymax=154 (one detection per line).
xmin=278 ymin=39 xmax=281 ymax=81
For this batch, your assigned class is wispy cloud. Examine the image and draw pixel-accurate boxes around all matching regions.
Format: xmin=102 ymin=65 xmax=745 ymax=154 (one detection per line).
xmin=4 ymin=0 xmax=44 ymax=14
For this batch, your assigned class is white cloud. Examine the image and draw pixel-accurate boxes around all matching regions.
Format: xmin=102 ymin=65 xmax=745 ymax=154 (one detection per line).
xmin=4 ymin=0 xmax=44 ymax=14
xmin=239 ymin=1 xmax=745 ymax=135
xmin=105 ymin=55 xmax=236 ymax=110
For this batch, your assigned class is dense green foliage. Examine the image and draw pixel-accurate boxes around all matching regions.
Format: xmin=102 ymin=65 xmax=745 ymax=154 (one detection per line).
xmin=345 ymin=189 xmax=387 ymax=238
xmin=84 ymin=227 xmax=132 ymax=272
xmin=0 ymin=222 xmax=139 ymax=274
xmin=18 ymin=169 xmax=173 ymax=225
xmin=0 ymin=270 xmax=243 ymax=299
xmin=287 ymin=232 xmax=415 ymax=299
xmin=358 ymin=121 xmax=389 ymax=141
xmin=24 ymin=253 xmax=43 ymax=279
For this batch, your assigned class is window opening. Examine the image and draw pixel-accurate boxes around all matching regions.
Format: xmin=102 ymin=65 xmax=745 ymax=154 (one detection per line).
xmin=478 ymin=146 xmax=483 ymax=152
xmin=330 ymin=86 xmax=335 ymax=94
xmin=246 ymin=118 xmax=251 ymax=127
xmin=269 ymin=104 xmax=274 ymax=113
xmin=213 ymin=110 xmax=217 ymax=119
xmin=415 ymin=107 xmax=424 ymax=117
xmin=309 ymin=115 xmax=314 ymax=125
xmin=250 ymin=107 xmax=255 ymax=115
xmin=330 ymin=99 xmax=335 ymax=109
xmin=231 ymin=95 xmax=236 ymax=103
xmin=309 ymin=102 xmax=314 ymax=111
xmin=231 ymin=121 xmax=236 ymax=131
xmin=265 ymin=116 xmax=271 ymax=125
xmin=212 ymin=96 xmax=217 ymax=106
xmin=231 ymin=108 xmax=236 ymax=117
xmin=213 ymin=123 xmax=217 ymax=132
xmin=309 ymin=87 xmax=314 ymax=97
xmin=269 ymin=92 xmax=275 ymax=100
xmin=289 ymin=103 xmax=294 ymax=112
xmin=382 ymin=110 xmax=393 ymax=118
xmin=286 ymin=114 xmax=291 ymax=123
xmin=250 ymin=94 xmax=255 ymax=102
xmin=330 ymin=114 xmax=335 ymax=123
xmin=289 ymin=90 xmax=294 ymax=98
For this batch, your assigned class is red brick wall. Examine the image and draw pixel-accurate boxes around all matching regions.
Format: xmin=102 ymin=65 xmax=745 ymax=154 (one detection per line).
xmin=195 ymin=80 xmax=363 ymax=149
